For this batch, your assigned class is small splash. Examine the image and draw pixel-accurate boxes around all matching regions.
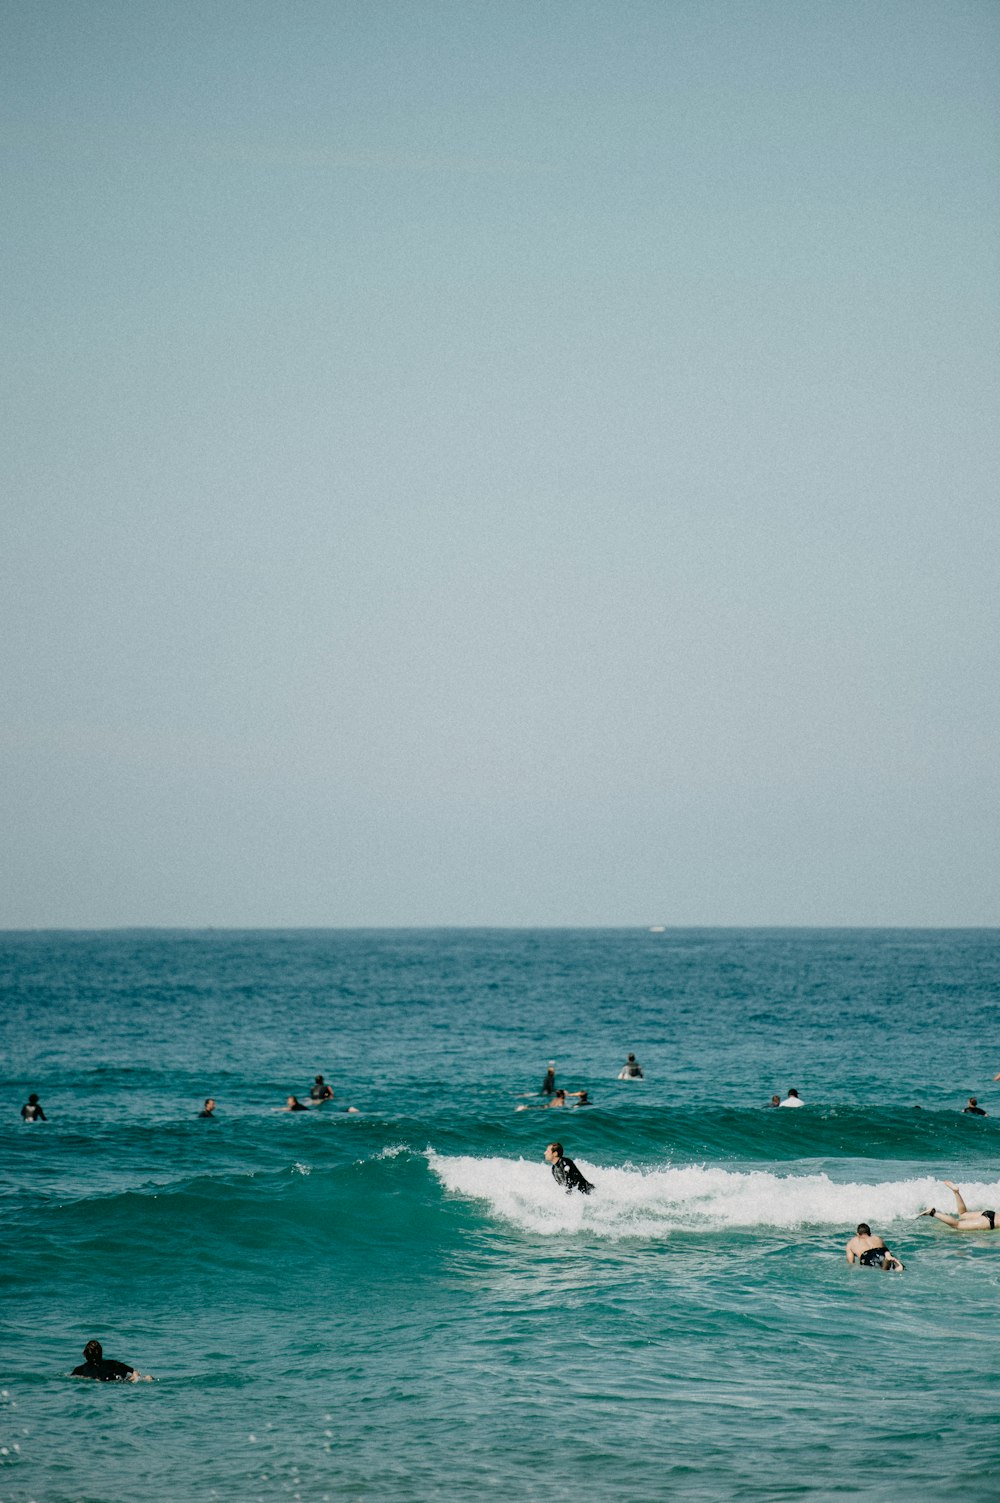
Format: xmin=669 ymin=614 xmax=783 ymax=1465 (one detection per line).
xmin=291 ymin=1163 xmax=311 ymax=1176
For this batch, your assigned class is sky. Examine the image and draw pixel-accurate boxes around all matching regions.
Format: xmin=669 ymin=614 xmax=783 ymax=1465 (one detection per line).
xmin=2 ymin=0 xmax=998 ymax=928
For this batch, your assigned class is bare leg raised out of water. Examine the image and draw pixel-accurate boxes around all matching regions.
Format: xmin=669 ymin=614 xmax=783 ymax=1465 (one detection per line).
xmin=920 ymin=1182 xmax=997 ymax=1230
xmin=942 ymin=1181 xmax=968 ymax=1213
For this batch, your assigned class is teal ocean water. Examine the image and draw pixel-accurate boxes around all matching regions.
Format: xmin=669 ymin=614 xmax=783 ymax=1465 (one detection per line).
xmin=3 ymin=928 xmax=1000 ymax=1502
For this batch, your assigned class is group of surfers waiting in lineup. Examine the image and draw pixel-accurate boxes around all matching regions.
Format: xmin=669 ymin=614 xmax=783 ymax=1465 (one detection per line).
xmin=23 ymin=1054 xmax=1000 ymax=1380
xmin=21 ymin=1075 xmax=359 ymax=1125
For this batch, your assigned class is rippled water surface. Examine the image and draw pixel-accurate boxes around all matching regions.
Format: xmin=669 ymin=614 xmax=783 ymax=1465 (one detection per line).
xmin=2 ymin=928 xmax=1000 ymax=1501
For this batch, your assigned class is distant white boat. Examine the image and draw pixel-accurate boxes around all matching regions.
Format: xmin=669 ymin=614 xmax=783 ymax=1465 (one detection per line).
xmin=648 ymin=925 xmax=665 ymax=933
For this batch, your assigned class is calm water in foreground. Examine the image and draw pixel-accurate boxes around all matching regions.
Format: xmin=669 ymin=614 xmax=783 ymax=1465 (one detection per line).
xmin=2 ymin=928 xmax=1000 ymax=1502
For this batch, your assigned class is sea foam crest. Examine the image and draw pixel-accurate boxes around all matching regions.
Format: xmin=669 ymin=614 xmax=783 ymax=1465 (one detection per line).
xmin=427 ymin=1153 xmax=1000 ymax=1238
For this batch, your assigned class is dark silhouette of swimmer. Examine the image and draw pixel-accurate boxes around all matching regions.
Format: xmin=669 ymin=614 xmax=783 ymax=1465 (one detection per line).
xmin=71 ymin=1339 xmax=150 ymax=1382
xmin=284 ymin=1095 xmax=309 ymax=1111
xmin=619 ymin=1053 xmax=643 ymax=1079
xmin=198 ymin=1098 xmax=216 ymax=1118
xmin=545 ymin=1142 xmax=593 ymax=1195
xmin=541 ymin=1062 xmax=556 ymax=1096
xmin=845 ymin=1224 xmax=904 ymax=1270
xmin=21 ymin=1094 xmax=46 ymax=1122
xmin=963 ymin=1097 xmax=987 ymax=1116
xmin=310 ymin=1075 xmax=334 ymax=1101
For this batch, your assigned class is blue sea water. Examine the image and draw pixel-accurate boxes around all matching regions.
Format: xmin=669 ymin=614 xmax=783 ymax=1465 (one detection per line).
xmin=2 ymin=928 xmax=1000 ymax=1502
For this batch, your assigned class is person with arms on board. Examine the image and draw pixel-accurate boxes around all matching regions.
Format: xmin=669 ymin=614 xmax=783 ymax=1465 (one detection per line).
xmin=920 ymin=1181 xmax=1000 ymax=1231
xmin=544 ymin=1142 xmax=593 ymax=1195
xmin=845 ymin=1223 xmax=904 ymax=1270
xmin=283 ymin=1095 xmax=309 ymax=1112
xmin=71 ymin=1339 xmax=151 ymax=1382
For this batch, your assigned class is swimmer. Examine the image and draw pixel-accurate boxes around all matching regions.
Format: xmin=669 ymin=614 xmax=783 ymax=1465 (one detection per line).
xmin=71 ymin=1339 xmax=151 ymax=1382
xmin=198 ymin=1098 xmax=216 ymax=1118
xmin=618 ymin=1053 xmax=644 ymax=1079
xmin=845 ymin=1224 xmax=905 ymax=1271
xmin=920 ymin=1181 xmax=1000 ymax=1231
xmin=779 ymin=1089 xmax=804 ymax=1108
xmin=767 ymin=1095 xmax=781 ymax=1107
xmin=283 ymin=1095 xmax=309 ymax=1112
xmin=544 ymin=1142 xmax=593 ymax=1195
xmin=310 ymin=1074 xmax=334 ymax=1101
xmin=548 ymin=1089 xmax=568 ymax=1108
xmin=963 ymin=1097 xmax=987 ymax=1116
xmin=21 ymin=1093 xmax=46 ymax=1122
xmin=541 ymin=1062 xmax=556 ymax=1096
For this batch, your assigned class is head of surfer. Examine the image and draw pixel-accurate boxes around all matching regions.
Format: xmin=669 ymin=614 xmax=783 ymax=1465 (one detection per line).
xmin=83 ymin=1340 xmax=102 ymax=1363
xmin=545 ymin=1143 xmax=563 ymax=1164
xmin=857 ymin=1223 xmax=872 ymax=1237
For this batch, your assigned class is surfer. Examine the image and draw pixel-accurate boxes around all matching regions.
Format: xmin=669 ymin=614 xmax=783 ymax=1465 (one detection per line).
xmin=284 ymin=1095 xmax=309 ymax=1112
xmin=767 ymin=1095 xmax=782 ymax=1107
xmin=920 ymin=1181 xmax=1000 ymax=1231
xmin=21 ymin=1093 xmax=46 ymax=1122
xmin=779 ymin=1089 xmax=804 ymax=1108
xmin=198 ymin=1098 xmax=217 ymax=1118
xmin=310 ymin=1075 xmax=334 ymax=1102
xmin=541 ymin=1062 xmax=556 ymax=1096
xmin=548 ymin=1089 xmax=568 ymax=1108
xmin=845 ymin=1224 xmax=904 ymax=1270
xmin=963 ymin=1097 xmax=987 ymax=1116
xmin=544 ymin=1142 xmax=593 ymax=1195
xmin=619 ymin=1053 xmax=643 ymax=1079
xmin=71 ymin=1339 xmax=150 ymax=1382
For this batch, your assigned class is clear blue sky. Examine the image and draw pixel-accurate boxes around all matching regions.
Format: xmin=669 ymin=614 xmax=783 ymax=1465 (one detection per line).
xmin=2 ymin=1 xmax=997 ymax=926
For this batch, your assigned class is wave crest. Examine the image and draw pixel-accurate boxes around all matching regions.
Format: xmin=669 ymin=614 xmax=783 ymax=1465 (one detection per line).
xmin=427 ymin=1153 xmax=1000 ymax=1238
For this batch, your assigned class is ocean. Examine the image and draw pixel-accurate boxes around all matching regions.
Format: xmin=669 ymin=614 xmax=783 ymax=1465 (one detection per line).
xmin=2 ymin=927 xmax=999 ymax=1502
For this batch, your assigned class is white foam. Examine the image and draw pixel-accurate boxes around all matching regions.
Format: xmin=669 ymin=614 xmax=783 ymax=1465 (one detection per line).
xmin=426 ymin=1153 xmax=1000 ymax=1239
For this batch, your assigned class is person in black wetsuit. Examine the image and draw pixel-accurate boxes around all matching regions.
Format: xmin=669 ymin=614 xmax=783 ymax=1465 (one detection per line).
xmin=198 ymin=1098 xmax=216 ymax=1118
xmin=545 ymin=1142 xmax=593 ymax=1195
xmin=963 ymin=1097 xmax=987 ymax=1116
xmin=541 ymin=1063 xmax=556 ymax=1096
xmin=310 ymin=1074 xmax=334 ymax=1101
xmin=21 ymin=1094 xmax=46 ymax=1122
xmin=284 ymin=1095 xmax=309 ymax=1111
xmin=71 ymin=1340 xmax=149 ymax=1381
xmin=845 ymin=1224 xmax=904 ymax=1270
